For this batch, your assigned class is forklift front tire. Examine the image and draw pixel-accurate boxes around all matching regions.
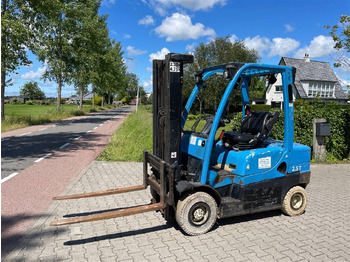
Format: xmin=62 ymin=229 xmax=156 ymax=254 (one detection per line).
xmin=176 ymin=192 xmax=218 ymax=236
xmin=281 ymin=186 xmax=307 ymax=216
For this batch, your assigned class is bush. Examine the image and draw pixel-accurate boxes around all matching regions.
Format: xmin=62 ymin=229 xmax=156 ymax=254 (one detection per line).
xmin=10 ymin=98 xmax=22 ymax=104
xmin=121 ymin=96 xmax=131 ymax=104
xmin=251 ymin=104 xmax=271 ymax=111
xmin=191 ymin=102 xmax=350 ymax=162
xmin=25 ymin=100 xmax=34 ymax=105
xmin=271 ymin=102 xmax=350 ymax=161
xmin=93 ymin=95 xmax=102 ymax=106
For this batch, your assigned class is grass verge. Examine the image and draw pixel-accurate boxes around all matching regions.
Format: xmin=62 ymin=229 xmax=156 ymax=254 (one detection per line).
xmin=98 ymin=105 xmax=153 ymax=162
xmin=98 ymin=108 xmax=231 ymax=162
xmin=1 ymin=104 xmax=117 ymax=132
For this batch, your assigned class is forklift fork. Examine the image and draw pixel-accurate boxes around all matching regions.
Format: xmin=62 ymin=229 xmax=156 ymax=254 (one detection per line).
xmin=50 ymin=151 xmax=169 ymax=226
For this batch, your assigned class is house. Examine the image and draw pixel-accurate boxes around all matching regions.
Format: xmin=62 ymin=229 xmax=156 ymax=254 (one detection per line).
xmin=265 ymin=55 xmax=348 ymax=108
xmin=66 ymin=93 xmax=93 ymax=104
xmin=9 ymin=96 xmax=29 ymax=104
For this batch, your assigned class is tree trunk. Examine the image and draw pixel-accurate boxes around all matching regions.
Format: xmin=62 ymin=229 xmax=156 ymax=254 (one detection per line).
xmin=108 ymin=93 xmax=111 ymax=105
xmin=101 ymin=96 xmax=104 ymax=107
xmin=92 ymin=92 xmax=95 ymax=108
xmin=57 ymin=76 xmax=62 ymax=110
xmin=1 ymin=70 xmax=6 ymax=119
xmin=79 ymin=87 xmax=83 ymax=110
xmin=1 ymin=0 xmax=7 ymax=119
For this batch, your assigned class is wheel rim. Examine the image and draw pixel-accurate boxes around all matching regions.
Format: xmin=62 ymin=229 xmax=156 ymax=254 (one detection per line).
xmin=290 ymin=193 xmax=304 ymax=210
xmin=189 ymin=202 xmax=210 ymax=226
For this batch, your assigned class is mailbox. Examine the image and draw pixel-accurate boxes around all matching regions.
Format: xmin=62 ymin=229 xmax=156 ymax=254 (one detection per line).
xmin=316 ymin=122 xmax=330 ymax=136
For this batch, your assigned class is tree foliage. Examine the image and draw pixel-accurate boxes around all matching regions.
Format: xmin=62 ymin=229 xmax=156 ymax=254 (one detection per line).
xmin=20 ymin=81 xmax=46 ymax=100
xmin=325 ymin=15 xmax=350 ymax=69
xmin=183 ymin=36 xmax=260 ymax=114
xmin=1 ymin=0 xmax=33 ymax=118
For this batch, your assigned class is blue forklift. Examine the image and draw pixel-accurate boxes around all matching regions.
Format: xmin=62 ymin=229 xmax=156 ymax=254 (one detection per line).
xmin=51 ymin=53 xmax=311 ymax=235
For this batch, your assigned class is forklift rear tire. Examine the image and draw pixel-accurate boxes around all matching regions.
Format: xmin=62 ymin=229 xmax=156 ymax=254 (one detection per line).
xmin=281 ymin=186 xmax=307 ymax=216
xmin=176 ymin=192 xmax=218 ymax=236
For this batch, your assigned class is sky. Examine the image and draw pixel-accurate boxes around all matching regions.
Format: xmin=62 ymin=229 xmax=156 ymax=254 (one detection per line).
xmin=6 ymin=0 xmax=350 ymax=97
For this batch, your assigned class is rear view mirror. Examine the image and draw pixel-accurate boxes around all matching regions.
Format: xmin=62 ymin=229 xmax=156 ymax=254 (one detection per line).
xmin=267 ymin=74 xmax=277 ymax=85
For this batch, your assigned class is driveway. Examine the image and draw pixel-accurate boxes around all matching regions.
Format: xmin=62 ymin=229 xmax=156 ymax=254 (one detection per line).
xmin=3 ymin=162 xmax=350 ymax=261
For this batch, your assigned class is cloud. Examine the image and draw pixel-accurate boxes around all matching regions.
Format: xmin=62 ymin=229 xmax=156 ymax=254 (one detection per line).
xmin=21 ymin=66 xmax=47 ymax=80
xmin=155 ymin=13 xmax=216 ymax=41
xmin=294 ymin=35 xmax=335 ymax=58
xmin=285 ymin=24 xmax=294 ymax=32
xmin=147 ymin=0 xmax=226 ymax=13
xmin=126 ymin=46 xmax=147 ymax=56
xmin=124 ymin=34 xmax=131 ymax=39
xmin=146 ymin=67 xmax=152 ymax=72
xmin=244 ymin=35 xmax=271 ymax=53
xmin=149 ymin=47 xmax=170 ymax=62
xmin=143 ymin=75 xmax=153 ymax=92
xmin=138 ymin=15 xmax=155 ymax=26
xmin=241 ymin=35 xmax=300 ymax=57
xmin=268 ymin=38 xmax=300 ymax=57
xmin=102 ymin=0 xmax=116 ymax=7
xmin=185 ymin=43 xmax=196 ymax=53
xmin=228 ymin=34 xmax=239 ymax=43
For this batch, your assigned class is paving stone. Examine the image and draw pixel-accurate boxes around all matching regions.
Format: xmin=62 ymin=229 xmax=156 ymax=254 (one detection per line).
xmin=3 ymin=162 xmax=350 ymax=262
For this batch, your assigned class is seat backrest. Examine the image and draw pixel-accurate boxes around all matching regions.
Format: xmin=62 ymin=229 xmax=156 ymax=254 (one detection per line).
xmin=240 ymin=111 xmax=271 ymax=135
xmin=240 ymin=111 xmax=280 ymax=140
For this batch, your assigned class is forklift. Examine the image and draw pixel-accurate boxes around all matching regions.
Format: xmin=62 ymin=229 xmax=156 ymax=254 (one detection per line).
xmin=51 ymin=53 xmax=311 ymax=235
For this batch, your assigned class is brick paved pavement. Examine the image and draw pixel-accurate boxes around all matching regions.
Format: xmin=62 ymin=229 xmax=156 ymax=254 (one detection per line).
xmin=4 ymin=162 xmax=350 ymax=261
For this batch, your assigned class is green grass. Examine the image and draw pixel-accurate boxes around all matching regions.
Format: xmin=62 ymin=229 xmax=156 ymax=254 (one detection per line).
xmin=98 ymin=109 xmax=233 ymax=162
xmin=98 ymin=106 xmax=153 ymax=162
xmin=1 ymin=104 xmax=111 ymax=132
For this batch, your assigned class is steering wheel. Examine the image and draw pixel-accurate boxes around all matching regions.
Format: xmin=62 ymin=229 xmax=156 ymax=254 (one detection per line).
xmin=220 ymin=116 xmax=231 ymax=125
xmin=191 ymin=115 xmax=231 ymax=134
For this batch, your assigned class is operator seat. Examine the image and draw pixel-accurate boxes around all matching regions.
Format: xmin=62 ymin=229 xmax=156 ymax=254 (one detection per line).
xmin=222 ymin=111 xmax=280 ymax=150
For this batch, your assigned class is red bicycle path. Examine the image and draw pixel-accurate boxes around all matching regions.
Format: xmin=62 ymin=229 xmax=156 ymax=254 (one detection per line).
xmin=1 ymin=107 xmax=133 ymax=257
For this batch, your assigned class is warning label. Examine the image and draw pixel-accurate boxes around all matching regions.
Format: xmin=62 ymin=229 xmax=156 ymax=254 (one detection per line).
xmin=258 ymin=157 xmax=271 ymax=169
xmin=170 ymin=62 xmax=180 ymax=73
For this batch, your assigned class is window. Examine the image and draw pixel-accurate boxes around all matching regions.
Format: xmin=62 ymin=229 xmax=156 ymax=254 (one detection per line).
xmin=308 ymin=81 xmax=335 ymax=98
xmin=275 ymin=85 xmax=282 ymax=92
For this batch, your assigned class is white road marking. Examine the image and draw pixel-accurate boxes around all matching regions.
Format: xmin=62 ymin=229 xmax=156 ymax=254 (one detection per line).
xmin=93 ymin=127 xmax=98 ymax=130
xmin=17 ymin=132 xmax=32 ymax=137
xmin=74 ymin=136 xmax=83 ymax=140
xmin=34 ymin=153 xmax=52 ymax=163
xmin=87 ymin=130 xmax=92 ymax=133
xmin=59 ymin=143 xmax=70 ymax=149
xmin=99 ymin=124 xmax=103 ymax=126
xmin=38 ymin=128 xmax=47 ymax=131
xmin=1 ymin=172 xmax=19 ymax=184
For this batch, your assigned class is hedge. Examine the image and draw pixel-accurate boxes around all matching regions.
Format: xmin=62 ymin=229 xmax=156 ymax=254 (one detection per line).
xmin=230 ymin=101 xmax=350 ymax=161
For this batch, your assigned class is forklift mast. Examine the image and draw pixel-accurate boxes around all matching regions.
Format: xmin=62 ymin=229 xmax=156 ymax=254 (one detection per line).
xmin=152 ymin=53 xmax=193 ymax=167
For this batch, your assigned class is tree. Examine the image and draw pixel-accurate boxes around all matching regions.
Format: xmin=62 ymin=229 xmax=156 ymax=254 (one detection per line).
xmin=183 ymin=36 xmax=260 ymax=114
xmin=92 ymin=39 xmax=126 ymax=107
xmin=325 ymin=15 xmax=350 ymax=69
xmin=69 ymin=0 xmax=110 ymax=110
xmin=1 ymin=0 xmax=33 ymax=118
xmin=20 ymin=81 xmax=46 ymax=100
xmin=30 ymin=0 xmax=77 ymax=110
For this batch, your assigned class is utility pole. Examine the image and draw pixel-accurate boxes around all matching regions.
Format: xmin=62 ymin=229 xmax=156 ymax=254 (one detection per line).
xmin=126 ymin=57 xmax=141 ymax=113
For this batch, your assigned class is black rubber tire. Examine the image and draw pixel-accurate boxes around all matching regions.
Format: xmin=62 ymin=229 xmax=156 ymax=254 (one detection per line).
xmin=176 ymin=192 xmax=218 ymax=236
xmin=281 ymin=186 xmax=307 ymax=216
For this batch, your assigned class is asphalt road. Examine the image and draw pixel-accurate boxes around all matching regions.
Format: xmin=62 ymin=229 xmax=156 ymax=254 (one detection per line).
xmin=1 ymin=106 xmax=132 ymax=181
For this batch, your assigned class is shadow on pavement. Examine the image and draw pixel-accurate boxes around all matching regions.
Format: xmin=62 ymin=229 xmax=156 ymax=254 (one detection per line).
xmin=215 ymin=209 xmax=282 ymax=229
xmin=63 ymin=204 xmax=150 ymax=218
xmin=64 ymin=223 xmax=174 ymax=246
xmin=1 ymin=214 xmax=68 ymax=258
